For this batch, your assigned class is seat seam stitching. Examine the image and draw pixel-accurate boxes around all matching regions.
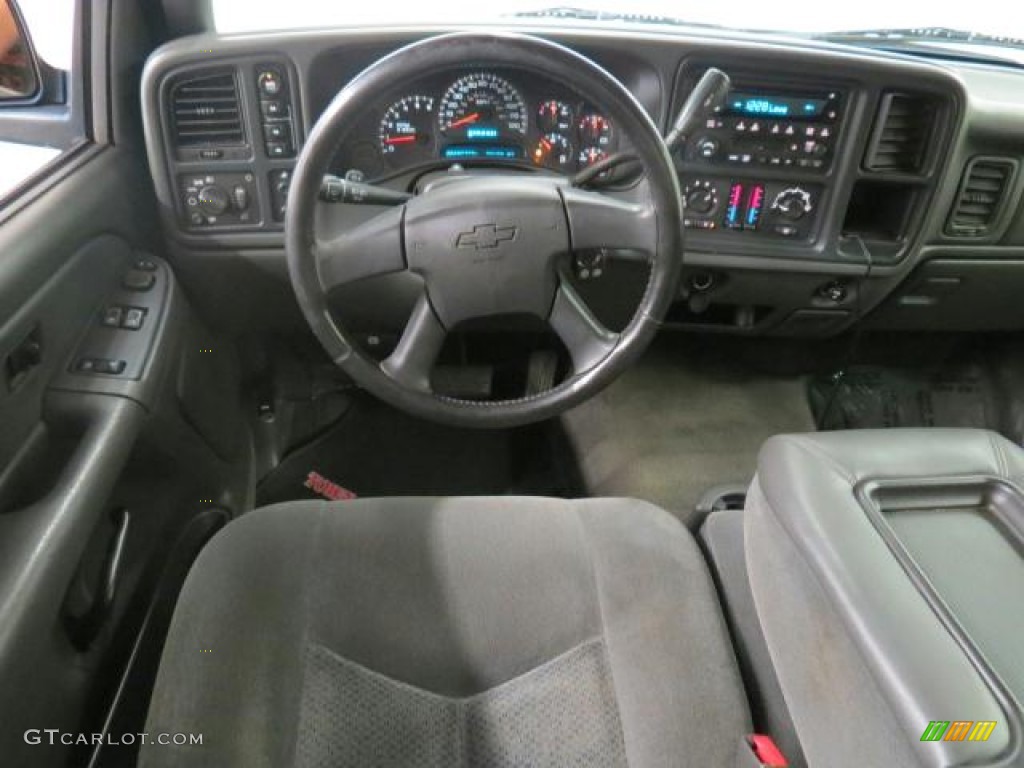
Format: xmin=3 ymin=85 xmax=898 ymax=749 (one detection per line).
xmin=288 ymin=502 xmax=329 ymax=767
xmin=575 ymin=505 xmax=632 ymax=767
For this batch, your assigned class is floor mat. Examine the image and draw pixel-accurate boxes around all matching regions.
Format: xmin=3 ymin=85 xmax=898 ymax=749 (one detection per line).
xmin=560 ymin=336 xmax=816 ymax=528
xmin=256 ymin=394 xmax=578 ymax=506
xmin=809 ymin=366 xmax=997 ymax=431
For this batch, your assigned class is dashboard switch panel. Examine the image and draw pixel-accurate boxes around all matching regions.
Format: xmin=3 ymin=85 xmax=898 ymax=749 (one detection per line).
xmin=181 ymin=172 xmax=260 ymax=229
xmin=269 ymin=169 xmax=291 ymax=221
xmin=256 ymin=64 xmax=296 ymax=158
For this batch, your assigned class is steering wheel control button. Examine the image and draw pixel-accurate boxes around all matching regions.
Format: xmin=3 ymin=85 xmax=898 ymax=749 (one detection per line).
xmin=122 ymin=271 xmax=156 ymax=292
xmin=573 ymin=251 xmax=607 ymax=281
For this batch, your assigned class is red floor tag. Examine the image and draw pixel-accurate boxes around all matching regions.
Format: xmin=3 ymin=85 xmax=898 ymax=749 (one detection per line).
xmin=304 ymin=471 xmax=358 ymax=501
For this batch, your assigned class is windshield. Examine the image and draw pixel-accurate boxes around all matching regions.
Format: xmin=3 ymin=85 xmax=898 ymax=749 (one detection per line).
xmin=212 ymin=0 xmax=1022 ymax=44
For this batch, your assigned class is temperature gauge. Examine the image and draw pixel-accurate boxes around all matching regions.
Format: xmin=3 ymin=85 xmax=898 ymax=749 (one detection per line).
xmin=532 ymin=133 xmax=573 ymax=170
xmin=537 ymin=100 xmax=573 ymax=133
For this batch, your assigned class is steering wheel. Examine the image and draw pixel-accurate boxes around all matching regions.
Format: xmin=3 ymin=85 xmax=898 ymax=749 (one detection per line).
xmin=286 ymin=32 xmax=683 ymax=428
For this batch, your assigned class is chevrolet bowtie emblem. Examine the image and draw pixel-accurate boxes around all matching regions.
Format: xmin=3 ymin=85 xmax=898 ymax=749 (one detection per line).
xmin=456 ymin=223 xmax=518 ymax=250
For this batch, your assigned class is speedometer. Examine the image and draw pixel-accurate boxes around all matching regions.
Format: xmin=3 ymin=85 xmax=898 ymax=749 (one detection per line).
xmin=438 ymin=73 xmax=528 ymax=139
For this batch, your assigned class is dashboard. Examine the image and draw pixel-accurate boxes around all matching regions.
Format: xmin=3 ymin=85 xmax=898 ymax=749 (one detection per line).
xmin=141 ymin=26 xmax=1024 ymax=339
xmin=328 ymin=69 xmax=618 ymax=179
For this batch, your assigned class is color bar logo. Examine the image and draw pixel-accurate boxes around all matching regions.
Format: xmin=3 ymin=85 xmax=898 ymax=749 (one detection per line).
xmin=920 ymin=721 xmax=997 ymax=742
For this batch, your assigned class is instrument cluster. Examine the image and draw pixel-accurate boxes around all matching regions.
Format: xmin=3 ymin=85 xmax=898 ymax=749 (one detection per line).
xmin=334 ymin=70 xmax=616 ymax=179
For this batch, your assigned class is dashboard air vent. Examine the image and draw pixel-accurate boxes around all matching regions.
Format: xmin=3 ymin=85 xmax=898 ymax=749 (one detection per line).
xmin=946 ymin=158 xmax=1015 ymax=237
xmin=864 ymin=92 xmax=935 ymax=173
xmin=169 ymin=70 xmax=244 ymax=147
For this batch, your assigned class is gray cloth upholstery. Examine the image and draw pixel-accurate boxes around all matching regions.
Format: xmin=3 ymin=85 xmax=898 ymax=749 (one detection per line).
xmin=141 ymin=497 xmax=750 ymax=767
xmin=745 ymin=429 xmax=1022 ymax=768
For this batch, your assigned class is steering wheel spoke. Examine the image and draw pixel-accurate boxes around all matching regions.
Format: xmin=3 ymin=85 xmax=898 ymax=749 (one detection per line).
xmin=380 ymin=292 xmax=447 ymax=393
xmin=316 ymin=205 xmax=407 ymax=292
xmin=549 ymin=278 xmax=620 ymax=375
xmin=561 ymin=186 xmax=657 ymax=258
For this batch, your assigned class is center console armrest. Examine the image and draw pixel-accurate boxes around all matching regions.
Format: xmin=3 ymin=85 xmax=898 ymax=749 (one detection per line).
xmin=746 ymin=429 xmax=1024 ymax=768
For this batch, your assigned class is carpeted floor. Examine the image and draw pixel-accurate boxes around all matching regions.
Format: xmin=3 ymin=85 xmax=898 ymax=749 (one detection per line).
xmin=561 ymin=336 xmax=816 ymax=527
xmin=256 ymin=393 xmax=580 ymax=506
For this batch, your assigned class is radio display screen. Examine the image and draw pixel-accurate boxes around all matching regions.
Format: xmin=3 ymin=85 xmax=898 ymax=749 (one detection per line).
xmin=727 ymin=91 xmax=831 ymax=118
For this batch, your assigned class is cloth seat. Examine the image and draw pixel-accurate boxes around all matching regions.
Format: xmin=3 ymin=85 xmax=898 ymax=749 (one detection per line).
xmin=141 ymin=496 xmax=750 ymax=767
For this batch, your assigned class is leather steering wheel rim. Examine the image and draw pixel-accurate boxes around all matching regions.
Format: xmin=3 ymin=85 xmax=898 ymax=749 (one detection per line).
xmin=285 ymin=32 xmax=683 ymax=429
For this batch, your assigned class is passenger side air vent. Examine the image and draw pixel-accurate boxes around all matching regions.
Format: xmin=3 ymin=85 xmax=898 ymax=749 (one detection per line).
xmin=946 ymin=158 xmax=1015 ymax=237
xmin=864 ymin=93 xmax=935 ymax=173
xmin=169 ymin=70 xmax=244 ymax=147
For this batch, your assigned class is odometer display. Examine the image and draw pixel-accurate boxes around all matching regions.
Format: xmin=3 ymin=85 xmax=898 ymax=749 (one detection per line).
xmin=439 ymin=73 xmax=528 ymax=140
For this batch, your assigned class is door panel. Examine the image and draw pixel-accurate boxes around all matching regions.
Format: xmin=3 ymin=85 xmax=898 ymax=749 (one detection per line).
xmin=0 ymin=144 xmax=163 ymax=765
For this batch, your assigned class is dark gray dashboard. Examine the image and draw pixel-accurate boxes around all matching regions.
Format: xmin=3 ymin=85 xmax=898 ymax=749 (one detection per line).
xmin=140 ymin=25 xmax=1024 ymax=338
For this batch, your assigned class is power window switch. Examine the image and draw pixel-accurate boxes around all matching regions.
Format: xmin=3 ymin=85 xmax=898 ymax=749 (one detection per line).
xmin=122 ymin=307 xmax=146 ymax=331
xmin=100 ymin=306 xmax=124 ymax=327
xmin=76 ymin=358 xmax=97 ymax=373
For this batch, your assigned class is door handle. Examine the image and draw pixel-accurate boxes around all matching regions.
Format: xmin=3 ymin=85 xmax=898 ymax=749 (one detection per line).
xmin=63 ymin=507 xmax=130 ymax=651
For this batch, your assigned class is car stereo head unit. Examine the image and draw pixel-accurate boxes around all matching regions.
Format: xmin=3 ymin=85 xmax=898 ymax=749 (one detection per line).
xmin=683 ymin=87 xmax=844 ymax=172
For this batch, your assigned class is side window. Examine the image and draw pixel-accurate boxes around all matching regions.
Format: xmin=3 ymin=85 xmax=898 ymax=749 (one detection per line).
xmin=0 ymin=0 xmax=79 ymax=202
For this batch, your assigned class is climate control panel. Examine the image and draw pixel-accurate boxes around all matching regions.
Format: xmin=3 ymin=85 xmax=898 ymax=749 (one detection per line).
xmin=683 ymin=178 xmax=821 ymax=240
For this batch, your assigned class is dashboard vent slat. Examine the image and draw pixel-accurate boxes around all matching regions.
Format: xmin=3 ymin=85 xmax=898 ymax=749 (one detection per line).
xmin=169 ymin=70 xmax=244 ymax=148
xmin=946 ymin=158 xmax=1015 ymax=237
xmin=865 ymin=92 xmax=936 ymax=173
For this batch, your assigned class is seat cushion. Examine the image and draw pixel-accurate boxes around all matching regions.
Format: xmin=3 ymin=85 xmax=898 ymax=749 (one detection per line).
xmin=141 ymin=497 xmax=749 ymax=767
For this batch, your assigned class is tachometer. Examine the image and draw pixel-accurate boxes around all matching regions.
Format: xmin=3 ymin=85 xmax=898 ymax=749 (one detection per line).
xmin=378 ymin=95 xmax=435 ymax=165
xmin=439 ymin=73 xmax=528 ymax=139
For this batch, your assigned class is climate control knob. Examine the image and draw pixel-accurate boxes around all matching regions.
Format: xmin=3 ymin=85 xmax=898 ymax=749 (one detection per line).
xmin=684 ymin=181 xmax=718 ymax=216
xmin=771 ymin=187 xmax=812 ymax=221
xmin=197 ymin=185 xmax=230 ymax=216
